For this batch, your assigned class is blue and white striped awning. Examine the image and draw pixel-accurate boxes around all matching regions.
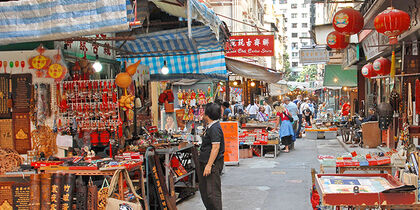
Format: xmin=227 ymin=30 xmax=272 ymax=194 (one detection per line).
xmin=118 ymin=26 xmax=223 ymax=56
xmin=0 ymin=0 xmax=130 ymax=45
xmin=151 ymin=0 xmax=222 ymax=38
xmin=118 ymin=26 xmax=227 ymax=80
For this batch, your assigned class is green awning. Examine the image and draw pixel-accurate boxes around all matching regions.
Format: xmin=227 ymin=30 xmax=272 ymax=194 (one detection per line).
xmin=323 ymin=65 xmax=357 ymax=87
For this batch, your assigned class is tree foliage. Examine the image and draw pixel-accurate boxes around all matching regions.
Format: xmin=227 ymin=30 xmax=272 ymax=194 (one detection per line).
xmin=296 ymin=64 xmax=317 ymax=82
xmin=282 ymin=52 xmax=298 ymax=81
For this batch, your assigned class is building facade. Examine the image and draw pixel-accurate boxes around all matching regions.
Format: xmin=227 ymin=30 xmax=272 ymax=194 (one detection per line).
xmin=273 ymin=0 xmax=314 ymax=72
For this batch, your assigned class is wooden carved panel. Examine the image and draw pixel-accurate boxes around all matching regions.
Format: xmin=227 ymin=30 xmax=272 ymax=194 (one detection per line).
xmin=12 ymin=74 xmax=32 ymax=113
xmin=12 ymin=113 xmax=31 ymax=154
xmin=0 ymin=182 xmax=14 ymax=209
xmin=0 ymin=74 xmax=11 ymax=119
xmin=0 ymin=119 xmax=13 ymax=150
xmin=13 ymin=183 xmax=30 ymax=210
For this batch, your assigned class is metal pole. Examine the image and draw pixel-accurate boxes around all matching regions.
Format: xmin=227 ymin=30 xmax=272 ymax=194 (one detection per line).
xmin=187 ymin=0 xmax=192 ymax=39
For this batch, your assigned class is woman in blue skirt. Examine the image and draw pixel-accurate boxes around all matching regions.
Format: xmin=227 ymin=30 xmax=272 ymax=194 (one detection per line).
xmin=274 ymin=103 xmax=295 ymax=153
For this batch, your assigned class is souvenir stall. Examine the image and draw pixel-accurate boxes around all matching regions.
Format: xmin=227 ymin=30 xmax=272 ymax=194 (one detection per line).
xmin=0 ymin=42 xmax=151 ymax=209
xmin=310 ymin=5 xmax=420 ymax=209
xmin=115 ymin=24 xmax=229 ymax=208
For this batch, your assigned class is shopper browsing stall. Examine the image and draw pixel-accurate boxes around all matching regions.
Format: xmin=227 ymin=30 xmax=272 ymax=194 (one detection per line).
xmin=246 ymin=101 xmax=259 ymax=119
xmin=263 ymin=100 xmax=272 ymax=118
xmin=222 ymin=102 xmax=231 ymax=121
xmin=257 ymin=106 xmax=267 ymax=122
xmin=283 ymin=97 xmax=298 ymax=140
xmin=199 ymin=103 xmax=225 ymax=210
xmin=274 ymin=103 xmax=294 ymax=153
xmin=341 ymin=100 xmax=351 ymax=120
xmin=294 ymin=95 xmax=303 ymax=138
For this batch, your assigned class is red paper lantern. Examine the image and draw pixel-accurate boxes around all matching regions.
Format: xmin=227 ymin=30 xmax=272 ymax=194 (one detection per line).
xmin=361 ymin=63 xmax=377 ymax=78
xmin=333 ymin=8 xmax=364 ymax=35
xmin=373 ymin=57 xmax=391 ymax=75
xmin=374 ymin=7 xmax=410 ymax=44
xmin=326 ymin=31 xmax=349 ymax=49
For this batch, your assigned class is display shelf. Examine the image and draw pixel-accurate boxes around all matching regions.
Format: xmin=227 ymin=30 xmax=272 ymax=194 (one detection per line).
xmin=175 ymin=171 xmax=194 ymax=182
xmin=155 ymin=144 xmax=194 ymax=154
xmin=315 ymin=173 xmax=417 ymax=207
xmin=41 ymin=169 xmax=114 ymax=176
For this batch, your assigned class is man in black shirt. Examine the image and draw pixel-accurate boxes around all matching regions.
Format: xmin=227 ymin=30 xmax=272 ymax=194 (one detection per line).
xmin=199 ymin=103 xmax=225 ymax=210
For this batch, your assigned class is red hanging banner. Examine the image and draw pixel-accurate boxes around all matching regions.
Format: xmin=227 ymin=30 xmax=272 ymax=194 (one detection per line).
xmin=225 ymin=35 xmax=275 ymax=57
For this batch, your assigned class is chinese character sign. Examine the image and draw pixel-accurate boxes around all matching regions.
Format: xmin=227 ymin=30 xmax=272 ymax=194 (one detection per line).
xmin=226 ymin=35 xmax=275 ymax=57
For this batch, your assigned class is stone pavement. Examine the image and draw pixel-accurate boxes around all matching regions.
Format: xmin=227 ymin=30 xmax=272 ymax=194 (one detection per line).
xmin=178 ymin=137 xmax=347 ymax=210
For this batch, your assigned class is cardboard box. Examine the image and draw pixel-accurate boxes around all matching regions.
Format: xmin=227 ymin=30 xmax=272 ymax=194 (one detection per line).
xmin=267 ymin=139 xmax=279 ymax=145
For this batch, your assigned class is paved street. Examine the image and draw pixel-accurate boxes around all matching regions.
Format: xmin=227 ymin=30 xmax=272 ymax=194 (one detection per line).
xmin=178 ymin=137 xmax=347 ymax=210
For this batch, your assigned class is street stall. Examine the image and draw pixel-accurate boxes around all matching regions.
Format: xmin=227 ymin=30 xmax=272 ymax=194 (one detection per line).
xmin=0 ymin=0 xmax=231 ymax=208
xmin=239 ymin=122 xmax=281 ymax=158
xmin=115 ymin=19 xmax=230 ymax=207
xmin=315 ymin=173 xmax=418 ymax=208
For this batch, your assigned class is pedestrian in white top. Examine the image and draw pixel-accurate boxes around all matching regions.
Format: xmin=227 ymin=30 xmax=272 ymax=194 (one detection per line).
xmin=246 ymin=101 xmax=259 ymax=119
xmin=263 ymin=100 xmax=272 ymax=118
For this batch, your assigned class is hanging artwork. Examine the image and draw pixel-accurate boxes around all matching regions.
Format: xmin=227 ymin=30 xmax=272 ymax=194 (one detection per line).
xmin=12 ymin=74 xmax=32 ymax=113
xmin=28 ymin=45 xmax=52 ymax=77
xmin=0 ymin=119 xmax=13 ymax=150
xmin=374 ymin=7 xmax=410 ymax=44
xmin=31 ymin=125 xmax=57 ymax=159
xmin=12 ymin=113 xmax=31 ymax=154
xmin=326 ymin=31 xmax=349 ymax=50
xmin=47 ymin=50 xmax=67 ymax=81
xmin=333 ymin=8 xmax=364 ymax=35
xmin=361 ymin=63 xmax=377 ymax=79
xmin=0 ymin=74 xmax=11 ymax=119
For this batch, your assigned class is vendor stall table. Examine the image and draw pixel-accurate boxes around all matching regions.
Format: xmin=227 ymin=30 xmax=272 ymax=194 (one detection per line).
xmin=315 ymin=173 xmax=417 ymax=209
xmin=154 ymin=144 xmax=196 ymax=190
xmin=320 ymin=165 xmax=393 ymax=174
xmin=242 ymin=143 xmax=281 ymax=158
xmin=337 ymin=165 xmax=393 ymax=174
xmin=38 ymin=164 xmax=147 ymax=208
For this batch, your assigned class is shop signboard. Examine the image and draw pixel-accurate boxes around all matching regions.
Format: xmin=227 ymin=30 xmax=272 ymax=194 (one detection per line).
xmin=221 ymin=121 xmax=239 ymax=165
xmin=299 ymin=48 xmax=329 ymax=64
xmin=342 ymin=44 xmax=359 ymax=69
xmin=226 ymin=35 xmax=275 ymax=57
xmin=361 ymin=30 xmax=389 ymax=61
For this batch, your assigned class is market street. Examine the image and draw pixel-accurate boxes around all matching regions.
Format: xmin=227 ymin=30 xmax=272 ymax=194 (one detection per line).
xmin=179 ymin=137 xmax=347 ymax=210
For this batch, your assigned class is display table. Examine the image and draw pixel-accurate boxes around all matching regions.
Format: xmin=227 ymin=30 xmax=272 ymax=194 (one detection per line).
xmin=38 ymin=163 xmax=146 ymax=207
xmin=152 ymin=143 xmax=198 ymax=204
xmin=306 ymin=129 xmax=337 ymax=140
xmin=320 ymin=164 xmax=393 ymax=174
xmin=241 ymin=143 xmax=280 ymax=158
xmin=315 ymin=173 xmax=417 ymax=208
xmin=337 ymin=165 xmax=393 ymax=174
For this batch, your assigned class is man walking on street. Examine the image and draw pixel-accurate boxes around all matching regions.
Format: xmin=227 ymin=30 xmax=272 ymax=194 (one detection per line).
xmin=284 ymin=97 xmax=298 ymax=149
xmin=294 ymin=95 xmax=303 ymax=138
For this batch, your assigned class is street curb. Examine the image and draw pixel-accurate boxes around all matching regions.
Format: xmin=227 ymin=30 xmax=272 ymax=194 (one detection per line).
xmin=336 ymin=136 xmax=351 ymax=153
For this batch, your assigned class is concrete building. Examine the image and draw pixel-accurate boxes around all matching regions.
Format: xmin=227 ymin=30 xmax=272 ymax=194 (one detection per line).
xmin=209 ymin=0 xmax=286 ymax=71
xmin=263 ymin=0 xmax=287 ymax=71
xmin=273 ymin=0 xmax=315 ymax=72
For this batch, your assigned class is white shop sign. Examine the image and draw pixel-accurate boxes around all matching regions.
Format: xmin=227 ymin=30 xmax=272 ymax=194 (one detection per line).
xmin=361 ymin=30 xmax=389 ymax=61
xmin=299 ymin=48 xmax=329 ymax=64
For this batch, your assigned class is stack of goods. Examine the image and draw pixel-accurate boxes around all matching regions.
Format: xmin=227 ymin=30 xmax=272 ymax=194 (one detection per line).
xmin=0 ymin=148 xmax=24 ymax=174
xmin=34 ymin=156 xmax=143 ymax=172
xmin=177 ymin=88 xmax=212 ymax=107
xmin=239 ymin=129 xmax=268 ymax=145
xmin=57 ymin=80 xmax=119 ymax=134
xmin=25 ymin=173 xmax=109 ymax=210
xmin=318 ymin=151 xmax=392 ymax=167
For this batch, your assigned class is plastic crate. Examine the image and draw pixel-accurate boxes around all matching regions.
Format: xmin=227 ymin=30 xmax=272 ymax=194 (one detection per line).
xmin=324 ymin=131 xmax=337 ymax=139
xmin=306 ymin=131 xmax=318 ymax=139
